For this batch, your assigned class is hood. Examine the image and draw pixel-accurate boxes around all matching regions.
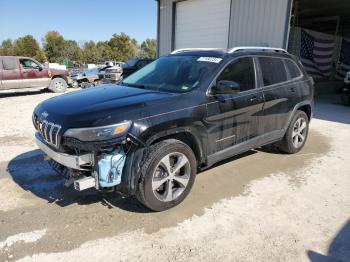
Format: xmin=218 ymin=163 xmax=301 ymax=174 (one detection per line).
xmin=34 ymin=85 xmax=178 ymax=129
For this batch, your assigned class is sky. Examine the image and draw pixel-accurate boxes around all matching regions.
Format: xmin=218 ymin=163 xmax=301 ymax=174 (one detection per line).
xmin=0 ymin=0 xmax=157 ymax=46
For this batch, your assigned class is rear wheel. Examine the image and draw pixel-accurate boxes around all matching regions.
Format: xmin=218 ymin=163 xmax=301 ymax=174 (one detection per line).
xmin=278 ymin=110 xmax=309 ymax=154
xmin=136 ymin=139 xmax=197 ymax=211
xmin=49 ymin=77 xmax=67 ymax=93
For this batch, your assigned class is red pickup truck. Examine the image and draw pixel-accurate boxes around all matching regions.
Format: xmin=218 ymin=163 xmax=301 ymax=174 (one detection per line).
xmin=0 ymin=56 xmax=72 ymax=93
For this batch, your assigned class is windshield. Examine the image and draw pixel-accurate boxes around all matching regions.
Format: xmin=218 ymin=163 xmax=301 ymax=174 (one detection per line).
xmin=122 ymin=56 xmax=221 ymax=93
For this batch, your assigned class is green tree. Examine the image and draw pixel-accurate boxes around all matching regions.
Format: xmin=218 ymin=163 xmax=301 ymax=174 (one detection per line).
xmin=13 ymin=35 xmax=40 ymax=57
xmin=96 ymin=41 xmax=113 ymax=61
xmin=83 ymin=41 xmax=99 ymax=63
xmin=0 ymin=39 xmax=14 ymax=56
xmin=34 ymin=49 xmax=47 ymax=62
xmin=62 ymin=40 xmax=83 ymax=61
xmin=108 ymin=33 xmax=138 ymax=61
xmin=43 ymin=31 xmax=65 ymax=62
xmin=140 ymin=38 xmax=157 ymax=59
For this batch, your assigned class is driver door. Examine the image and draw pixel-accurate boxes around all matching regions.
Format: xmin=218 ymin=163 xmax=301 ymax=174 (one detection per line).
xmin=205 ymin=57 xmax=265 ymax=162
xmin=19 ymin=58 xmax=46 ymax=88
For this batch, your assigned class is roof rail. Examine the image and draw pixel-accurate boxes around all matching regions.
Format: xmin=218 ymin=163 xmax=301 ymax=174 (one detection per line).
xmin=171 ymin=48 xmax=223 ymax=54
xmin=228 ymin=46 xmax=287 ymax=54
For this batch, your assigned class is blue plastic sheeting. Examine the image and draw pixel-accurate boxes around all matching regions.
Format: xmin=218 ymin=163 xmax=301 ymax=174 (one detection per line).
xmin=98 ymin=149 xmax=126 ymax=187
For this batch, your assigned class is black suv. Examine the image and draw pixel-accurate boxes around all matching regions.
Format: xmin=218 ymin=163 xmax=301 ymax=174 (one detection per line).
xmin=33 ymin=47 xmax=314 ymax=211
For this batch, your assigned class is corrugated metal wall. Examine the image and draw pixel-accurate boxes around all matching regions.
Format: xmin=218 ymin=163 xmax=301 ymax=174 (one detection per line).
xmin=158 ymin=0 xmax=292 ymax=56
xmin=228 ymin=0 xmax=291 ymax=48
xmin=158 ymin=0 xmax=173 ymax=56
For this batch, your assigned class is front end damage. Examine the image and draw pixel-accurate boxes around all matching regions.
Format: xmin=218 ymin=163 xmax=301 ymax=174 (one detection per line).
xmin=34 ymin=130 xmax=144 ymax=194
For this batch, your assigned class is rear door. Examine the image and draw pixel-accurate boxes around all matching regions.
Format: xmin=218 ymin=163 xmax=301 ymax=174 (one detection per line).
xmin=1 ymin=57 xmax=22 ymax=89
xmin=206 ymin=57 xmax=265 ymax=157
xmin=256 ymin=56 xmax=294 ymax=137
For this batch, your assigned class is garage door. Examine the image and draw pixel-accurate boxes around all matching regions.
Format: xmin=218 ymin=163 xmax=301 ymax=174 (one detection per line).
xmin=175 ymin=0 xmax=231 ymax=49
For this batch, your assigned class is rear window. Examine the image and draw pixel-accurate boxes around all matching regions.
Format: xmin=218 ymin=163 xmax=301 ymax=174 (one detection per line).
xmin=2 ymin=58 xmax=17 ymax=70
xmin=284 ymin=59 xmax=302 ymax=79
xmin=258 ymin=57 xmax=288 ymax=86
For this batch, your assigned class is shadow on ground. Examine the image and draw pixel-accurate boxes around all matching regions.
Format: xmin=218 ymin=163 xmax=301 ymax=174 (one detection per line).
xmin=308 ymin=220 xmax=350 ymax=262
xmin=6 ymin=148 xmax=260 ymax=213
xmin=0 ymin=88 xmax=49 ymax=98
xmin=6 ymin=149 xmax=149 ymax=212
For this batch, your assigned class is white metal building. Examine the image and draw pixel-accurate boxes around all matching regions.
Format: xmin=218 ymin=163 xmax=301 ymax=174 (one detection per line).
xmin=156 ymin=0 xmax=293 ymax=56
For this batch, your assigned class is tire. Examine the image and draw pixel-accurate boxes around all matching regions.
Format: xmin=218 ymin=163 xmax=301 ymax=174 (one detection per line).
xmin=136 ymin=139 xmax=197 ymax=212
xmin=71 ymin=81 xmax=79 ymax=88
xmin=49 ymin=77 xmax=67 ymax=93
xmin=278 ymin=110 xmax=309 ymax=154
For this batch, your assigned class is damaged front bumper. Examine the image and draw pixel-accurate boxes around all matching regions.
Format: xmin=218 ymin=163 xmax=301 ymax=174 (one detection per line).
xmin=35 ymin=132 xmax=93 ymax=170
xmin=35 ymin=132 xmax=127 ymax=191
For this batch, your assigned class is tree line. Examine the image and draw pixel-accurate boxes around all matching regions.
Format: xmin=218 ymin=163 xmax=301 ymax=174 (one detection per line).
xmin=0 ymin=31 xmax=157 ymax=64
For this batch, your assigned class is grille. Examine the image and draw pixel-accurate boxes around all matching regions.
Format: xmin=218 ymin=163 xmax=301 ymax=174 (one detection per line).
xmin=35 ymin=117 xmax=62 ymax=148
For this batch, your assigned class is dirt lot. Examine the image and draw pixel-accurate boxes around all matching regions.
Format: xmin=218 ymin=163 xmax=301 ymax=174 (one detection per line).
xmin=0 ymin=90 xmax=349 ymax=262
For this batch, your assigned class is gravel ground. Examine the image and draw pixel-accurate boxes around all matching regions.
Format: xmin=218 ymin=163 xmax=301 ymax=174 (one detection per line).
xmin=0 ymin=89 xmax=349 ymax=262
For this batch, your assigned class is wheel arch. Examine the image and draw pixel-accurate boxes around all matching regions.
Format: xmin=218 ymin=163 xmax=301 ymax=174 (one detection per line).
xmin=298 ymin=104 xmax=312 ymax=120
xmin=146 ymin=128 xmax=205 ymax=167
xmin=117 ymin=128 xmax=205 ymax=197
xmin=51 ymin=75 xmax=68 ymax=84
xmin=284 ymin=100 xmax=313 ymax=131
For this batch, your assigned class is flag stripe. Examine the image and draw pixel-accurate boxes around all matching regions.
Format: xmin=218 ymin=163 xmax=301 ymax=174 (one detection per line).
xmin=300 ymin=29 xmax=335 ymax=79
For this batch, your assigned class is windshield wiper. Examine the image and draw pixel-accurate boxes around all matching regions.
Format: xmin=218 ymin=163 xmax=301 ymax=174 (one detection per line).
xmin=122 ymin=82 xmax=145 ymax=89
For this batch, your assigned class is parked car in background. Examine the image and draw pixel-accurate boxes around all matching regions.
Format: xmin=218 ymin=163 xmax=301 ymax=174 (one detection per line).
xmin=341 ymin=71 xmax=350 ymax=106
xmin=104 ymin=62 xmax=123 ymax=82
xmin=71 ymin=68 xmax=101 ymax=88
xmin=97 ymin=61 xmax=115 ymax=81
xmin=0 ymin=56 xmax=72 ymax=93
xmin=121 ymin=58 xmax=154 ymax=79
xmin=33 ymin=47 xmax=314 ymax=211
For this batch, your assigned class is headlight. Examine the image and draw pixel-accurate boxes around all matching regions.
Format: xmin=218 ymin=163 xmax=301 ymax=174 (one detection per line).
xmin=64 ymin=121 xmax=132 ymax=142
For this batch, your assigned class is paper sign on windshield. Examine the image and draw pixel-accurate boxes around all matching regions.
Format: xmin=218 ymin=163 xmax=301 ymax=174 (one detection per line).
xmin=197 ymin=57 xmax=222 ymax=63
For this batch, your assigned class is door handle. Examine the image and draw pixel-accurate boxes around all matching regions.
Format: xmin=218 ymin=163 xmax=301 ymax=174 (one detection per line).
xmin=250 ymin=96 xmax=257 ymax=102
xmin=290 ymin=87 xmax=296 ymax=93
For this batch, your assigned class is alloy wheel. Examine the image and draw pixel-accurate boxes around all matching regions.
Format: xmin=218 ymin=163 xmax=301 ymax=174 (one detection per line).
xmin=292 ymin=117 xmax=307 ymax=148
xmin=152 ymin=152 xmax=191 ymax=202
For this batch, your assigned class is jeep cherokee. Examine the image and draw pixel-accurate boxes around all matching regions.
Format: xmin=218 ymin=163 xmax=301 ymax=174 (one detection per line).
xmin=33 ymin=47 xmax=314 ymax=211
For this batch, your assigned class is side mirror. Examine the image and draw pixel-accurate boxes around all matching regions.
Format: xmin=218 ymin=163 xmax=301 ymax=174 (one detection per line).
xmin=213 ymin=80 xmax=240 ymax=94
xmin=38 ymin=65 xmax=43 ymax=71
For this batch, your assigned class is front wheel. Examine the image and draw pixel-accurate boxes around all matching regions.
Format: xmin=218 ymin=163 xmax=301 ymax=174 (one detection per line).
xmin=278 ymin=110 xmax=309 ymax=154
xmin=136 ymin=139 xmax=197 ymax=211
xmin=49 ymin=77 xmax=67 ymax=93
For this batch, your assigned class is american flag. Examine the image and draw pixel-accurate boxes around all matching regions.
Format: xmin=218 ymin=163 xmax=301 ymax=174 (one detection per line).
xmin=300 ymin=30 xmax=335 ymax=79
xmin=336 ymin=38 xmax=350 ymax=80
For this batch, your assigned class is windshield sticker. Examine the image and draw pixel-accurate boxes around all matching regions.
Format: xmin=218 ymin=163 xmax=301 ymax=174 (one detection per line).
xmin=197 ymin=57 xmax=222 ymax=63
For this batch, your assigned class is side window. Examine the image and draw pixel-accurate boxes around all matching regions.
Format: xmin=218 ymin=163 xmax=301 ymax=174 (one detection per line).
xmin=2 ymin=58 xmax=17 ymax=70
xmin=217 ymin=57 xmax=256 ymax=92
xmin=20 ymin=59 xmax=40 ymax=69
xmin=284 ymin=59 xmax=302 ymax=79
xmin=258 ymin=57 xmax=288 ymax=86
